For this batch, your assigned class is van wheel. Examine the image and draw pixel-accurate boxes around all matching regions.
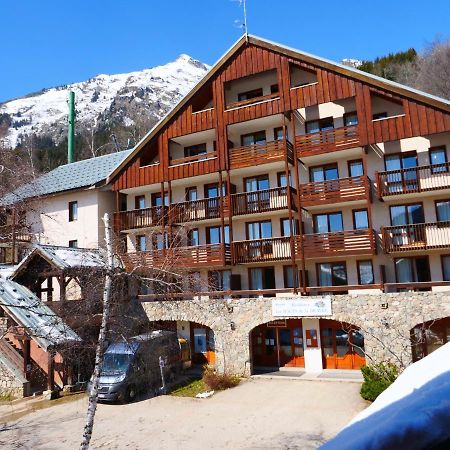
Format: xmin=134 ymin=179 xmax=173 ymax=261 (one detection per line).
xmin=125 ymin=385 xmax=136 ymax=403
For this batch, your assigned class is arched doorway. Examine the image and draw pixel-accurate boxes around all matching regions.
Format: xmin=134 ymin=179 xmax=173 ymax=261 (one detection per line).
xmin=190 ymin=322 xmax=215 ymax=365
xmin=411 ymin=317 xmax=450 ymax=361
xmin=320 ymin=320 xmax=366 ymax=370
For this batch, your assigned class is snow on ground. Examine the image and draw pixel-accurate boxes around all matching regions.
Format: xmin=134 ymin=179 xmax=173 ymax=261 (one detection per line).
xmin=0 ymin=55 xmax=209 ymax=148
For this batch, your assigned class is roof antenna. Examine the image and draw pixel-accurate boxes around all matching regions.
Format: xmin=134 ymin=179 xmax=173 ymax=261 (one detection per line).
xmin=233 ymin=0 xmax=249 ymax=41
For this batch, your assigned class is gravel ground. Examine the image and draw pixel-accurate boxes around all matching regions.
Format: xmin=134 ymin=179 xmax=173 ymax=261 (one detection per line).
xmin=0 ymin=378 xmax=367 ymax=450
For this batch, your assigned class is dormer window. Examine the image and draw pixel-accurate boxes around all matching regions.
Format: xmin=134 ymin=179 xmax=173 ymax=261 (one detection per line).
xmin=184 ymin=143 xmax=207 ymax=158
xmin=238 ymin=88 xmax=263 ymax=102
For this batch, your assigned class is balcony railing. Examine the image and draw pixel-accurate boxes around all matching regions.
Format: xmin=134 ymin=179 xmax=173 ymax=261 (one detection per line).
xmin=229 ymin=139 xmax=294 ymax=170
xmin=382 ymin=221 xmax=450 ymax=253
xmin=295 ymin=125 xmax=359 ymax=157
xmin=0 ymin=225 xmax=32 ymax=243
xmin=233 ymin=236 xmax=292 ymax=263
xmin=377 ymin=162 xmax=450 ymax=198
xmin=171 ymin=197 xmax=224 ymax=223
xmin=299 ymin=176 xmax=370 ymax=207
xmin=231 ymin=186 xmax=296 ymax=216
xmin=122 ymin=243 xmax=231 ymax=270
xmin=300 ymin=229 xmax=376 ymax=258
xmin=169 ymin=151 xmax=217 ymax=166
xmin=226 ymin=92 xmax=280 ymax=110
xmin=114 ymin=206 xmax=168 ymax=231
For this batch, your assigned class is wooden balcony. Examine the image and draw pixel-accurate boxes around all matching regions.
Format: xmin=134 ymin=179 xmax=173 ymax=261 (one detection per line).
xmin=171 ymin=197 xmax=224 ymax=223
xmin=229 ymin=139 xmax=294 ymax=170
xmin=377 ymin=162 xmax=450 ymax=198
xmin=382 ymin=221 xmax=450 ymax=253
xmin=226 ymin=92 xmax=280 ymax=110
xmin=122 ymin=243 xmax=231 ymax=270
xmin=231 ymin=186 xmax=296 ymax=216
xmin=299 ymin=176 xmax=370 ymax=207
xmin=233 ymin=236 xmax=292 ymax=264
xmin=169 ymin=150 xmax=217 ymax=167
xmin=0 ymin=225 xmax=32 ymax=244
xmin=295 ymin=125 xmax=359 ymax=158
xmin=300 ymin=229 xmax=376 ymax=258
xmin=114 ymin=206 xmax=168 ymax=232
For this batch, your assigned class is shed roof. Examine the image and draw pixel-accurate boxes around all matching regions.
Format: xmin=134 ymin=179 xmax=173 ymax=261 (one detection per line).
xmin=1 ymin=149 xmax=132 ymax=206
xmin=0 ymin=278 xmax=80 ymax=350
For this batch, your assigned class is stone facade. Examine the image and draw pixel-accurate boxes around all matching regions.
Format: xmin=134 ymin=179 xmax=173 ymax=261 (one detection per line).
xmin=142 ymin=292 xmax=450 ymax=375
xmin=0 ymin=358 xmax=29 ymax=398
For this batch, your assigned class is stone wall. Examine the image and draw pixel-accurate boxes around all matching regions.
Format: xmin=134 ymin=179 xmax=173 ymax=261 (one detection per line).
xmin=0 ymin=358 xmax=29 ymax=398
xmin=142 ymin=291 xmax=450 ymax=375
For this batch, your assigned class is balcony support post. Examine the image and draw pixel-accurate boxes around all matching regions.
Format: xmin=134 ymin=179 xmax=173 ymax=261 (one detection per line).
xmin=11 ymin=207 xmax=17 ymax=264
xmin=226 ymin=170 xmax=235 ymax=265
xmin=291 ymin=111 xmax=306 ymax=294
xmin=362 ymin=147 xmax=376 ymax=254
xmin=219 ymin=171 xmax=227 ymax=266
xmin=168 ymin=180 xmax=173 ymax=250
xmin=160 ymin=182 xmax=166 ymax=257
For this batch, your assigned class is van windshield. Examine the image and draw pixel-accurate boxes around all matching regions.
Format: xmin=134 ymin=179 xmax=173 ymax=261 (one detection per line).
xmin=102 ymin=353 xmax=132 ymax=374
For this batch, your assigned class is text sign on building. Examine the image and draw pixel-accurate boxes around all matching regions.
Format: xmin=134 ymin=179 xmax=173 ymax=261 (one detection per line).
xmin=272 ymin=297 xmax=332 ymax=317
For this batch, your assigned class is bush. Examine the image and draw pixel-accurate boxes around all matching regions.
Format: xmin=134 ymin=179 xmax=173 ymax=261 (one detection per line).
xmin=202 ymin=367 xmax=240 ymax=391
xmin=360 ymin=363 xmax=398 ymax=402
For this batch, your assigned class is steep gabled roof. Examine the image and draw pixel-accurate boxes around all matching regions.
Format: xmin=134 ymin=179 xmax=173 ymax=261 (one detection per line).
xmin=1 ymin=149 xmax=132 ymax=206
xmin=107 ymin=34 xmax=450 ymax=184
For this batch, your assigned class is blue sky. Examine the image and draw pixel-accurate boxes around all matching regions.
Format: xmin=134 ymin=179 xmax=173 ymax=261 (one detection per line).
xmin=1 ymin=0 xmax=449 ymax=102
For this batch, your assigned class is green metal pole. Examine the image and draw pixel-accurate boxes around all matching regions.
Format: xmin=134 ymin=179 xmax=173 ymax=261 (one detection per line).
xmin=68 ymin=91 xmax=75 ymax=163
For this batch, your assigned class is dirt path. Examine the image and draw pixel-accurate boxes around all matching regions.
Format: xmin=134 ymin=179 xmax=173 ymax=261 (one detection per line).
xmin=0 ymin=378 xmax=367 ymax=449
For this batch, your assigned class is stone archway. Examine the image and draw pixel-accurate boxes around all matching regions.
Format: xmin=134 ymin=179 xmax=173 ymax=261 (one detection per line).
xmin=410 ymin=316 xmax=450 ymax=362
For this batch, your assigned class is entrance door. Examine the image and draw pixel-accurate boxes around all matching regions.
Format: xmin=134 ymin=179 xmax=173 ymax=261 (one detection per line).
xmin=320 ymin=320 xmax=366 ymax=369
xmin=251 ymin=327 xmax=278 ymax=367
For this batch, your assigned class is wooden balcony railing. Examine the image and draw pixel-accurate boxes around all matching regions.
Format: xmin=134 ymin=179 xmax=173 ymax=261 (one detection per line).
xmin=229 ymin=139 xmax=294 ymax=170
xmin=114 ymin=206 xmax=168 ymax=231
xmin=377 ymin=162 xmax=450 ymax=198
xmin=233 ymin=236 xmax=292 ymax=264
xmin=231 ymin=186 xmax=296 ymax=216
xmin=122 ymin=243 xmax=231 ymax=270
xmin=382 ymin=221 xmax=450 ymax=253
xmin=300 ymin=229 xmax=376 ymax=258
xmin=0 ymin=225 xmax=32 ymax=243
xmin=299 ymin=176 xmax=370 ymax=207
xmin=295 ymin=125 xmax=359 ymax=157
xmin=169 ymin=151 xmax=217 ymax=166
xmin=171 ymin=197 xmax=223 ymax=223
xmin=226 ymin=92 xmax=280 ymax=110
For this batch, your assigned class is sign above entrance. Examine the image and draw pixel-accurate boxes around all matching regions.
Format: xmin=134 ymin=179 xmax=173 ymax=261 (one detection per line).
xmin=272 ymin=297 xmax=332 ymax=317
xmin=267 ymin=319 xmax=287 ymax=328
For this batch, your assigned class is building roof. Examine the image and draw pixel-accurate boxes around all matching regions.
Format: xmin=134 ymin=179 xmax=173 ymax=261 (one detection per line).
xmin=106 ymin=34 xmax=450 ymax=184
xmin=11 ymin=244 xmax=107 ymax=280
xmin=1 ymin=149 xmax=132 ymax=206
xmin=0 ymin=278 xmax=80 ymax=350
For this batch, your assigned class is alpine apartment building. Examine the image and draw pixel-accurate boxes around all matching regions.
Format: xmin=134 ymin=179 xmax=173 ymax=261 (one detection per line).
xmin=104 ymin=35 xmax=450 ymax=373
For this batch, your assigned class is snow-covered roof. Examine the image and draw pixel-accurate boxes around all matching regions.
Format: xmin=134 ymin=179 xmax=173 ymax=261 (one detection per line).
xmin=0 ymin=149 xmax=132 ymax=206
xmin=11 ymin=244 xmax=107 ymax=279
xmin=0 ymin=264 xmax=17 ymax=279
xmin=0 ymin=278 xmax=80 ymax=350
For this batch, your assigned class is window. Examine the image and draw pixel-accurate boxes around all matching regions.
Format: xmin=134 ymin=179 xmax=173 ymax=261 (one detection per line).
xmin=357 ymin=260 xmax=374 ymax=285
xmin=270 ymin=84 xmax=279 ymax=94
xmin=151 ymin=192 xmax=169 ymax=207
xmin=384 ymin=153 xmax=418 ymax=193
xmin=390 ymin=204 xmax=424 ymax=225
xmin=68 ymin=201 xmax=78 ymax=222
xmin=68 ymin=240 xmax=78 ymax=248
xmin=246 ymin=221 xmax=272 ymax=240
xmin=249 ymin=267 xmax=275 ymax=290
xmin=373 ymin=112 xmax=388 ymax=120
xmin=353 ymin=209 xmax=369 ymax=230
xmin=283 ymin=265 xmax=298 ymax=289
xmin=135 ymin=195 xmax=145 ymax=210
xmin=277 ymin=172 xmax=292 ymax=187
xmin=281 ymin=218 xmax=299 ymax=236
xmin=274 ymin=127 xmax=284 ymax=141
xmin=245 ymin=175 xmax=269 ymax=192
xmin=241 ymin=130 xmax=266 ymax=146
xmin=204 ymin=183 xmax=226 ymax=198
xmin=310 ymin=164 xmax=339 ymax=182
xmin=348 ymin=160 xmax=364 ymax=177
xmin=206 ymin=225 xmax=230 ymax=244
xmin=208 ymin=270 xmax=231 ymax=291
xmin=385 ymin=152 xmax=418 ymax=171
xmin=317 ymin=262 xmax=347 ymax=286
xmin=395 ymin=257 xmax=430 ymax=283
xmin=152 ymin=232 xmax=168 ymax=250
xmin=343 ymin=112 xmax=358 ymax=126
xmin=136 ymin=235 xmax=146 ymax=252
xmin=184 ymin=143 xmax=207 ymax=158
xmin=436 ymin=200 xmax=450 ymax=222
xmin=238 ymin=88 xmax=263 ymax=102
xmin=442 ymin=256 xmax=450 ymax=281
xmin=187 ymin=228 xmax=199 ymax=246
xmin=313 ymin=212 xmax=343 ymax=233
xmin=185 ymin=187 xmax=198 ymax=201
xmin=429 ymin=147 xmax=448 ymax=173
xmin=305 ymin=117 xmax=334 ymax=134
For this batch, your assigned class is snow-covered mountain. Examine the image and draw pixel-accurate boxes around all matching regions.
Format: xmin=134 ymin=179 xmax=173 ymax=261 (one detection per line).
xmin=0 ymin=55 xmax=209 ymax=149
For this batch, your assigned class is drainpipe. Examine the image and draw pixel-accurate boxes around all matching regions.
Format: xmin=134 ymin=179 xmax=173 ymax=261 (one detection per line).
xmin=68 ymin=91 xmax=75 ymax=163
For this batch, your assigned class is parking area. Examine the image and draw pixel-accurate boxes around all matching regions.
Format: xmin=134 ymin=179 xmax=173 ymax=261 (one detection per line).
xmin=0 ymin=378 xmax=368 ymax=449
